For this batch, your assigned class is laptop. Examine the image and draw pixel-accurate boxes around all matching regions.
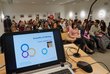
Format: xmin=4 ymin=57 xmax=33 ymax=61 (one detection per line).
xmin=3 ymin=29 xmax=74 ymax=74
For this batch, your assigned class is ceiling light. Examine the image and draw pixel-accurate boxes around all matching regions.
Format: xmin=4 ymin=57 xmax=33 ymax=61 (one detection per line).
xmin=69 ymin=11 xmax=74 ymax=18
xmin=1 ymin=11 xmax=5 ymax=20
xmin=98 ymin=9 xmax=106 ymax=18
xmin=80 ymin=10 xmax=86 ymax=18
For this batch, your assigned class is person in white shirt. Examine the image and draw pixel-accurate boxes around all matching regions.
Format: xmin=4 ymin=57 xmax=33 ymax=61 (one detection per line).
xmin=89 ymin=20 xmax=106 ymax=53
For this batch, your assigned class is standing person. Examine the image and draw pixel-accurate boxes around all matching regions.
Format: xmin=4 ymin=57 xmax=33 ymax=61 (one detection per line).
xmin=3 ymin=16 xmax=12 ymax=33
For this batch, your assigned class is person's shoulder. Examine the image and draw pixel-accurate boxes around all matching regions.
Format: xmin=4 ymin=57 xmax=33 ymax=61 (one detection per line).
xmin=91 ymin=25 xmax=95 ymax=28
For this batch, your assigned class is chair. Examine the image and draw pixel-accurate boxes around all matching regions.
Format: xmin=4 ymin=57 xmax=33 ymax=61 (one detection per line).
xmin=61 ymin=33 xmax=76 ymax=44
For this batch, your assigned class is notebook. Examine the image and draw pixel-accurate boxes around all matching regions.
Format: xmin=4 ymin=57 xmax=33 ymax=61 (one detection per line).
xmin=3 ymin=29 xmax=74 ymax=74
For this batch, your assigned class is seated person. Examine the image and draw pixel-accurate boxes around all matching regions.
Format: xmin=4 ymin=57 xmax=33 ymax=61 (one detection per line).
xmin=67 ymin=24 xmax=80 ymax=42
xmin=107 ymin=22 xmax=110 ymax=37
xmin=89 ymin=20 xmax=108 ymax=53
xmin=83 ymin=27 xmax=95 ymax=54
xmin=68 ymin=24 xmax=93 ymax=54
xmin=107 ymin=23 xmax=110 ymax=49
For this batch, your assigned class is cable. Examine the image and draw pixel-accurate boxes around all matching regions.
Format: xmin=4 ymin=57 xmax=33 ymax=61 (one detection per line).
xmin=66 ymin=47 xmax=110 ymax=74
xmin=67 ymin=47 xmax=78 ymax=51
xmin=69 ymin=47 xmax=91 ymax=58
xmin=73 ymin=62 xmax=110 ymax=74
xmin=65 ymin=47 xmax=77 ymax=63
xmin=66 ymin=61 xmax=72 ymax=68
xmin=0 ymin=65 xmax=5 ymax=69
xmin=92 ymin=62 xmax=110 ymax=74
xmin=92 ymin=62 xmax=110 ymax=72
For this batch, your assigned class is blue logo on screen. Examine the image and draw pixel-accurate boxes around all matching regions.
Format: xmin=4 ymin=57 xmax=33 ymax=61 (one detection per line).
xmin=21 ymin=44 xmax=36 ymax=58
xmin=42 ymin=48 xmax=48 ymax=55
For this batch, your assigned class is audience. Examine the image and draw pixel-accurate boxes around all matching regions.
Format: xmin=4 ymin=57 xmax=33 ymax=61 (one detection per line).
xmin=4 ymin=16 xmax=110 ymax=54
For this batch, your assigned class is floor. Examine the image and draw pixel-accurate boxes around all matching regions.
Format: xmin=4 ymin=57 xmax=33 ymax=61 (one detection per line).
xmin=91 ymin=49 xmax=110 ymax=70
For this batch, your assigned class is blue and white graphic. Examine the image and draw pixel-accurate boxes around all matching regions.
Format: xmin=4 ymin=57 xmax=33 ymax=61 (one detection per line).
xmin=13 ymin=32 xmax=58 ymax=68
xmin=42 ymin=48 xmax=48 ymax=55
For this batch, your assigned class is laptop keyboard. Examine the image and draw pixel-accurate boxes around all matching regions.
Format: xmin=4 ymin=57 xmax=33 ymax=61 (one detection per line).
xmin=50 ymin=69 xmax=72 ymax=74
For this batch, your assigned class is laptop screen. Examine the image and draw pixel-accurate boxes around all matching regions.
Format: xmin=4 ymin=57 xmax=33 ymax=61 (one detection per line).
xmin=13 ymin=32 xmax=58 ymax=68
xmin=4 ymin=29 xmax=66 ymax=73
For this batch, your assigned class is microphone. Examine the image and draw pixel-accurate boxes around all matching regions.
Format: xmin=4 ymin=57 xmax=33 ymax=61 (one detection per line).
xmin=73 ymin=44 xmax=81 ymax=58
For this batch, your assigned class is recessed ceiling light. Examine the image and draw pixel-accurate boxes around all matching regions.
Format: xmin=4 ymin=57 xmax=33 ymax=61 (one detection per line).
xmin=69 ymin=11 xmax=74 ymax=18
xmin=98 ymin=9 xmax=106 ymax=18
xmin=80 ymin=10 xmax=86 ymax=18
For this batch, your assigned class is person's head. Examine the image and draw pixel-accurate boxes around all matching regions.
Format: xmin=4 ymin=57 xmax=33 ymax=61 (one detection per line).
xmin=94 ymin=20 xmax=100 ymax=26
xmin=5 ymin=15 xmax=10 ymax=19
xmin=12 ymin=20 xmax=16 ymax=25
xmin=101 ymin=20 xmax=104 ymax=23
xmin=25 ymin=26 xmax=32 ymax=31
xmin=53 ymin=22 xmax=58 ymax=29
xmin=44 ymin=21 xmax=48 ymax=25
xmin=74 ymin=19 xmax=78 ymax=23
xmin=24 ymin=20 xmax=27 ymax=24
xmin=19 ymin=21 xmax=25 ymax=26
xmin=100 ymin=20 xmax=106 ymax=25
xmin=68 ymin=20 xmax=73 ymax=26
xmin=91 ymin=21 xmax=94 ymax=25
xmin=33 ymin=20 xmax=38 ymax=26
xmin=77 ymin=20 xmax=82 ymax=25
xmin=11 ymin=24 xmax=18 ymax=32
xmin=60 ymin=19 xmax=64 ymax=24
xmin=44 ymin=21 xmax=49 ymax=29
xmin=47 ymin=18 xmax=52 ymax=24
xmin=73 ymin=24 xmax=77 ymax=29
xmin=28 ymin=19 xmax=33 ymax=25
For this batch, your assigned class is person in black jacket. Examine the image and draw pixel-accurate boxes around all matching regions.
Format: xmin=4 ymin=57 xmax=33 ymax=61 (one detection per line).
xmin=100 ymin=20 xmax=107 ymax=32
xmin=3 ymin=16 xmax=12 ymax=33
xmin=108 ymin=22 xmax=110 ymax=36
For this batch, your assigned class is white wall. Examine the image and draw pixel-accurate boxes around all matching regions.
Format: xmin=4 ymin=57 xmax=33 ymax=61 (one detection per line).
xmin=64 ymin=0 xmax=110 ymax=26
xmin=3 ymin=4 xmax=65 ymax=22
xmin=0 ymin=3 xmax=4 ymax=36
xmin=0 ymin=3 xmax=65 ymax=35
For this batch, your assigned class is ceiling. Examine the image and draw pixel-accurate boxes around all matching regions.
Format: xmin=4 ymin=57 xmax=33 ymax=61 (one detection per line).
xmin=0 ymin=0 xmax=91 ymax=5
